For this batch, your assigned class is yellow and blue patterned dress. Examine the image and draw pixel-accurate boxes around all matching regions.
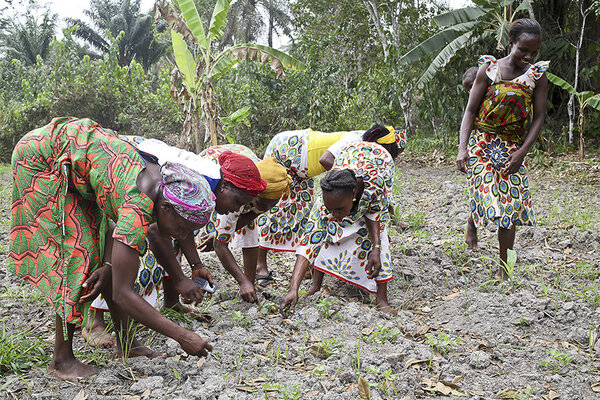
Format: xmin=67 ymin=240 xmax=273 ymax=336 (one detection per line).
xmin=296 ymin=142 xmax=394 ymax=293
xmin=467 ymin=55 xmax=549 ymax=229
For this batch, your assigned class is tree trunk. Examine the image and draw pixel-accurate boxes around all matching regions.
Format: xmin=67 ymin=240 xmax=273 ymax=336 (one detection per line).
xmin=578 ymin=109 xmax=585 ymax=161
xmin=191 ymin=102 xmax=203 ymax=153
xmin=569 ymin=0 xmax=588 ymax=144
xmin=361 ymin=0 xmax=389 ymax=61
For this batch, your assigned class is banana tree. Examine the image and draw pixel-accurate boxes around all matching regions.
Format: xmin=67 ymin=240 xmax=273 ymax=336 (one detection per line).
xmin=154 ymin=0 xmax=306 ymax=150
xmin=547 ymin=72 xmax=600 ymax=161
xmin=398 ymin=0 xmax=533 ymax=88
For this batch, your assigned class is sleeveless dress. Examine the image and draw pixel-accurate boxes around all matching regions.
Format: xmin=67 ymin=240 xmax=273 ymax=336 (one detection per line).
xmin=467 ymin=55 xmax=549 ymax=229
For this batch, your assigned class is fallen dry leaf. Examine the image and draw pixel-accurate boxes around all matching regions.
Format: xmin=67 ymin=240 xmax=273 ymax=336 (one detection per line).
xmin=321 ymin=286 xmax=331 ymax=298
xmin=591 ymin=382 xmax=600 ymax=392
xmin=405 ymin=358 xmax=428 ymax=369
xmin=361 ymin=326 xmax=374 ymax=335
xmin=542 ymin=390 xmax=560 ymax=400
xmin=442 ymin=292 xmax=462 ymax=301
xmin=141 ymin=389 xmax=151 ymax=398
xmin=358 ymin=376 xmax=371 ymax=399
xmin=197 ymin=359 xmax=206 ymax=368
xmin=72 ymin=390 xmax=87 ymax=400
xmin=122 ymin=396 xmax=141 ymax=400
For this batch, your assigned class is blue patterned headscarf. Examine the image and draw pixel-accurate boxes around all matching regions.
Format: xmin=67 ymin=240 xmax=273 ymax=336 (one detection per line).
xmin=160 ymin=162 xmax=216 ymax=225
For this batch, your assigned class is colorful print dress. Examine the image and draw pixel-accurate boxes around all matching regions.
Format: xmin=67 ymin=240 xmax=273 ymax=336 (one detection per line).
xmin=257 ymin=129 xmax=366 ymax=252
xmin=9 ymin=118 xmax=155 ymax=332
xmin=296 ymin=142 xmax=394 ymax=293
xmin=197 ymin=144 xmax=262 ymax=249
xmin=467 ymin=55 xmax=549 ymax=229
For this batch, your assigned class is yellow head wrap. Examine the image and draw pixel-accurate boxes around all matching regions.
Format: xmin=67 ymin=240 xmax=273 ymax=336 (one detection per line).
xmin=376 ymin=126 xmax=396 ymax=145
xmin=255 ymin=157 xmax=292 ymax=199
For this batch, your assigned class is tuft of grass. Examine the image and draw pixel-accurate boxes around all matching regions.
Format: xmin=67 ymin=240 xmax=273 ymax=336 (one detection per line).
xmin=0 ymin=321 xmax=51 ymax=375
xmin=425 ymin=331 xmax=462 ymax=355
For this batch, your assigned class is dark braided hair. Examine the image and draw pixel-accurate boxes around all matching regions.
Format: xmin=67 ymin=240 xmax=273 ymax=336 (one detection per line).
xmin=362 ymin=124 xmax=400 ymax=160
xmin=320 ymin=168 xmax=357 ymax=193
xmin=509 ymin=18 xmax=542 ymax=44
xmin=462 ymin=66 xmax=478 ymax=87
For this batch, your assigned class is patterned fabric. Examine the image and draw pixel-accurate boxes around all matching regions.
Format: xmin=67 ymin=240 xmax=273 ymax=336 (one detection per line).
xmin=9 ymin=117 xmax=155 ymax=333
xmin=90 ymin=238 xmax=164 ymax=311
xmin=255 ymin=157 xmax=292 ymax=199
xmin=296 ymin=142 xmax=394 ymax=293
xmin=218 ymin=150 xmax=266 ymax=196
xmin=467 ymin=55 xmax=548 ymax=229
xmin=160 ymin=161 xmax=216 ymax=225
xmin=197 ymin=145 xmax=261 ymax=248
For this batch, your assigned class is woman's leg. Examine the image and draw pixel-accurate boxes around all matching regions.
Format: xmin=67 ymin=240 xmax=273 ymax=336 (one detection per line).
xmin=465 ymin=215 xmax=478 ymax=250
xmin=82 ymin=308 xmax=116 ymax=348
xmin=498 ymin=226 xmax=516 ymax=280
xmin=256 ymin=247 xmax=269 ymax=277
xmin=306 ymin=269 xmax=324 ymax=296
xmin=375 ymin=282 xmax=396 ymax=315
xmin=50 ymin=314 xmax=99 ymax=381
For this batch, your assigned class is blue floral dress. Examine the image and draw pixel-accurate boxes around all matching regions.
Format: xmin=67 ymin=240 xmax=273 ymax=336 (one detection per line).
xmin=468 ymin=55 xmax=549 ymax=229
xmin=296 ymin=142 xmax=394 ymax=293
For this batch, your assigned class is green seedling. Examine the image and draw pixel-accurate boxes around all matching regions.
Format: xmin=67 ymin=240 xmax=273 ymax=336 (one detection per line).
xmin=0 ymin=321 xmax=51 ymax=375
xmin=262 ymin=383 xmax=301 ymax=400
xmin=363 ymin=324 xmax=400 ymax=344
xmin=316 ymin=297 xmax=337 ymax=319
xmin=538 ymin=349 xmax=573 ymax=374
xmin=426 ymin=332 xmax=462 ymax=355
xmin=310 ymin=338 xmax=340 ymax=359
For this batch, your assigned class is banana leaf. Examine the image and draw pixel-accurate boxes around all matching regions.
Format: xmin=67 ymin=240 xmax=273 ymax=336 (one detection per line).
xmin=176 ymin=0 xmax=208 ymax=50
xmin=433 ymin=6 xmax=488 ymax=27
xmin=171 ymin=30 xmax=196 ymax=94
xmin=208 ymin=0 xmax=230 ymax=40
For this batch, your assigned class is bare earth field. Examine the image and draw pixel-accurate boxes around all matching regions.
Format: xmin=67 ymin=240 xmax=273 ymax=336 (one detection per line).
xmin=1 ymin=156 xmax=599 ymax=400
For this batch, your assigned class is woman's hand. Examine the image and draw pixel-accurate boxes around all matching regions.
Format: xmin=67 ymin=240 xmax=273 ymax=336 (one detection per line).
xmin=79 ymin=264 xmax=112 ymax=303
xmin=197 ymin=234 xmax=214 ymax=252
xmin=456 ymin=149 xmax=469 ymax=174
xmin=366 ymin=248 xmax=382 ymax=279
xmin=502 ymin=150 xmax=525 ymax=176
xmin=239 ymin=280 xmax=258 ymax=303
xmin=191 ymin=266 xmax=213 ymax=285
xmin=174 ymin=274 xmax=205 ymax=305
xmin=280 ymin=291 xmax=299 ymax=317
xmin=178 ymin=330 xmax=213 ymax=357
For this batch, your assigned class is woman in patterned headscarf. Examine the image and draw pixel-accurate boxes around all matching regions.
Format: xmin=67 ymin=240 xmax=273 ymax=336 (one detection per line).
xmin=83 ymin=139 xmax=266 ymax=347
xmin=456 ymin=19 xmax=548 ymax=279
xmin=255 ymin=124 xmax=405 ymax=287
xmin=8 ymin=118 xmax=217 ymax=381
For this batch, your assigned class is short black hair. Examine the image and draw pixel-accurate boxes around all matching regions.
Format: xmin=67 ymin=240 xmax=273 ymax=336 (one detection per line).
xmin=320 ymin=168 xmax=357 ymax=193
xmin=509 ymin=18 xmax=542 ymax=44
xmin=362 ymin=124 xmax=400 ymax=160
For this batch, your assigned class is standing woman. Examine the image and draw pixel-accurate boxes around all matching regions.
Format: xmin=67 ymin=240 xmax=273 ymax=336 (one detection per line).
xmin=9 ymin=117 xmax=215 ymax=381
xmin=456 ymin=19 xmax=548 ymax=278
xmin=256 ymin=125 xmax=405 ymax=286
xmin=280 ymin=142 xmax=396 ymax=314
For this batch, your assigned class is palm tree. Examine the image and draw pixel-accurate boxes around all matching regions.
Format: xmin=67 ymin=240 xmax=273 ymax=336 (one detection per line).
xmin=398 ymin=0 xmax=533 ymax=87
xmin=0 ymin=10 xmax=57 ymax=65
xmin=67 ymin=0 xmax=166 ymax=70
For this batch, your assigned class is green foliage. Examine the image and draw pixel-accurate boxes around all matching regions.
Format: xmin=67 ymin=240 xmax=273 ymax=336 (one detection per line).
xmin=316 ymin=297 xmax=336 ymax=319
xmin=0 ymin=321 xmax=51 ymax=375
xmin=425 ymin=331 xmax=462 ymax=355
xmin=363 ymin=324 xmax=401 ymax=344
xmin=0 ymin=30 xmax=182 ymax=162
xmin=538 ymin=349 xmax=574 ymax=373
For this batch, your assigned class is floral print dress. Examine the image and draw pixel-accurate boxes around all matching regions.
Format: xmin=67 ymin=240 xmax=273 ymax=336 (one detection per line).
xmin=467 ymin=55 xmax=549 ymax=229
xmin=296 ymin=142 xmax=394 ymax=293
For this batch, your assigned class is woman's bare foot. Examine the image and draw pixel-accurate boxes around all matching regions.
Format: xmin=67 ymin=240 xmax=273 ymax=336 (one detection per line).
xmin=305 ymin=284 xmax=321 ymax=297
xmin=465 ymin=217 xmax=478 ymax=250
xmin=49 ymin=358 xmax=99 ymax=382
xmin=82 ymin=323 xmax=116 ymax=348
xmin=376 ymin=302 xmax=397 ymax=315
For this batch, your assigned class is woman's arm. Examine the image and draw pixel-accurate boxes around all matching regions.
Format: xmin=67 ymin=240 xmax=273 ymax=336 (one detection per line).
xmin=147 ymin=225 xmax=205 ymax=304
xmin=365 ymin=216 xmax=382 ymax=279
xmin=457 ymin=65 xmax=490 ymax=173
xmin=503 ymin=74 xmax=548 ymax=175
xmin=280 ymin=255 xmax=311 ymax=314
xmin=319 ymin=151 xmax=335 ymax=171
xmin=80 ymin=223 xmax=115 ymax=303
xmin=213 ymin=237 xmax=257 ymax=303
xmin=110 ymin=240 xmax=212 ymax=356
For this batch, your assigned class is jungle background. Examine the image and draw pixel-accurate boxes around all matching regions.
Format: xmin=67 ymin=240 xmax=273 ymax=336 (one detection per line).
xmin=0 ymin=0 xmax=599 ymax=161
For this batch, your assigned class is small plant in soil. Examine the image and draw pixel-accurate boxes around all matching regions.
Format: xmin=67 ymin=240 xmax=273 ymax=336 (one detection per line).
xmin=309 ymin=337 xmax=340 ymax=359
xmin=365 ymin=366 xmax=400 ymax=398
xmin=316 ymin=297 xmax=337 ymax=319
xmin=262 ymin=382 xmax=301 ymax=400
xmin=0 ymin=321 xmax=51 ymax=375
xmin=363 ymin=324 xmax=400 ymax=344
xmin=258 ymin=300 xmax=279 ymax=316
xmin=231 ymin=310 xmax=249 ymax=326
xmin=538 ymin=349 xmax=574 ymax=374
xmin=406 ymin=211 xmax=426 ymax=230
xmin=442 ymin=239 xmax=469 ymax=266
xmin=425 ymin=332 xmax=462 ymax=355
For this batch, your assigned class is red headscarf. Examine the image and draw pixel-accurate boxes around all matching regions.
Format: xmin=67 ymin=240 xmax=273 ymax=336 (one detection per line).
xmin=218 ymin=150 xmax=267 ymax=196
